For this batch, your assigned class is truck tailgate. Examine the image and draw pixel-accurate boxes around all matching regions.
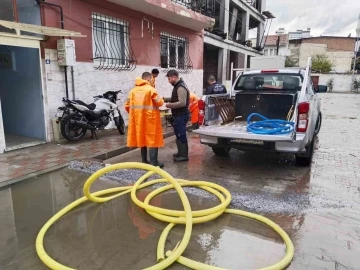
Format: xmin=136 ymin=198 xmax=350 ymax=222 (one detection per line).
xmin=194 ymin=122 xmax=294 ymax=142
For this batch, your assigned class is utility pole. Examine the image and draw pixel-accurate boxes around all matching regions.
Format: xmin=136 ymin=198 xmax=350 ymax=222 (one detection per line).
xmin=352 ymin=14 xmax=360 ymax=90
xmin=276 ymin=35 xmax=280 ymax=55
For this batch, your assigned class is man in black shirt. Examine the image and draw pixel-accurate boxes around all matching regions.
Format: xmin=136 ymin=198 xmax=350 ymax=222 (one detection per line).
xmin=205 ymin=75 xmax=227 ymax=95
xmin=165 ymin=70 xmax=190 ymax=162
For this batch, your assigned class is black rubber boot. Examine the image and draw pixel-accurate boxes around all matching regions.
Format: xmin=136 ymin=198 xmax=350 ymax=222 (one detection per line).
xmin=173 ymin=142 xmax=189 ymax=162
xmin=141 ymin=147 xmax=149 ymax=164
xmin=149 ymin=148 xmax=164 ymax=168
xmin=173 ymin=139 xmax=180 ymax=158
xmin=188 ymin=123 xmax=199 ymax=132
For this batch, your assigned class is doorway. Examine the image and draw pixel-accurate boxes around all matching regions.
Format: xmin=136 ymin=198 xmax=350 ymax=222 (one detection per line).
xmin=203 ymin=44 xmax=219 ymax=92
xmin=311 ymin=75 xmax=320 ymax=91
xmin=0 ymin=45 xmax=45 ymax=151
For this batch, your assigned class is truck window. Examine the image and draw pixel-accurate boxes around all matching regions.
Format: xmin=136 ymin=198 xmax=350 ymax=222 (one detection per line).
xmin=234 ymin=73 xmax=304 ymax=92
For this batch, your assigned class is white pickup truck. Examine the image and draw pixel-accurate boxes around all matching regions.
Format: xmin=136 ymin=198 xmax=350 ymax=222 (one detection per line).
xmin=195 ymin=58 xmax=324 ymax=166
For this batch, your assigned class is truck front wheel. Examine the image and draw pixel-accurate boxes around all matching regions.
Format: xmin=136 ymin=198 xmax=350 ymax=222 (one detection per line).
xmin=212 ymin=147 xmax=231 ymax=157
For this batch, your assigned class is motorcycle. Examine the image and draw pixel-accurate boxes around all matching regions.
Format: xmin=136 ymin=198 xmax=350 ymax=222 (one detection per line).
xmin=57 ymin=90 xmax=125 ymax=141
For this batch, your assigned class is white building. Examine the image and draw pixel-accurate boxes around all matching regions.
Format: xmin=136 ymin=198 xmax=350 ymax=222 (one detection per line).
xmin=289 ymin=36 xmax=357 ymax=72
xmin=263 ymin=34 xmax=290 ymax=57
xmin=289 ymin=28 xmax=311 ymax=40
xmin=275 ymin=27 xmax=286 ymax=35
xmin=203 ymin=0 xmax=274 ymax=88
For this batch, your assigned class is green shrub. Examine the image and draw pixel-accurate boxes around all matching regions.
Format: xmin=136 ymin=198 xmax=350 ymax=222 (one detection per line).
xmin=312 ymin=54 xmax=334 ymax=73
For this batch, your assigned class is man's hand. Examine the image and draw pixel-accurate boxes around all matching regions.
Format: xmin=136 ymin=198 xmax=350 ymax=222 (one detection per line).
xmin=165 ymin=103 xmax=171 ymax=108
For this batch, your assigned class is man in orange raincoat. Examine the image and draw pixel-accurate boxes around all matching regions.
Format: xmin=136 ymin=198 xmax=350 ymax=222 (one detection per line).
xmin=125 ymin=72 xmax=165 ymax=168
xmin=189 ymin=92 xmax=199 ymax=131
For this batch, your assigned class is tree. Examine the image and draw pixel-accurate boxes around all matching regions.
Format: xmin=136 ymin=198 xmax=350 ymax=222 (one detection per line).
xmin=285 ymin=56 xmax=297 ymax=67
xmin=312 ymin=54 xmax=334 ymax=73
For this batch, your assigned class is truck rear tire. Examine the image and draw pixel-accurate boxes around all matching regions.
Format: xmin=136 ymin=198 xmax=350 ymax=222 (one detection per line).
xmin=295 ymin=136 xmax=315 ymax=167
xmin=212 ymin=147 xmax=231 ymax=157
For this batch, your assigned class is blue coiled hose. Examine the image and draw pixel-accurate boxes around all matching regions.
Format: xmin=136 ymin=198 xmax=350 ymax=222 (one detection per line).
xmin=246 ymin=113 xmax=295 ymax=135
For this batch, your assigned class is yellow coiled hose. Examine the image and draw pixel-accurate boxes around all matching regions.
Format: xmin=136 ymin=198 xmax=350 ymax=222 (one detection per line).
xmin=35 ymin=162 xmax=294 ymax=270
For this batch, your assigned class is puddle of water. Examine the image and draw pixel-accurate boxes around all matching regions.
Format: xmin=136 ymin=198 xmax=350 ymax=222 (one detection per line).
xmin=0 ymin=168 xmax=286 ymax=270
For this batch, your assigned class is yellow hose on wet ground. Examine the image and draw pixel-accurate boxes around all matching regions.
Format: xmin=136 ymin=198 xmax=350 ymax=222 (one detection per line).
xmin=35 ymin=162 xmax=294 ymax=270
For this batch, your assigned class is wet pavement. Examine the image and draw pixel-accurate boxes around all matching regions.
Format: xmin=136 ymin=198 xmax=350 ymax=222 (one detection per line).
xmin=0 ymin=93 xmax=360 ymax=269
xmin=0 ymin=126 xmax=174 ymax=188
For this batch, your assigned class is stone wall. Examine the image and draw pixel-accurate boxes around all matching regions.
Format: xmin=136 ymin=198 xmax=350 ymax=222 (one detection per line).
xmin=300 ymin=44 xmax=353 ymax=73
xmin=43 ymin=49 xmax=203 ymax=142
xmin=312 ymin=73 xmax=360 ymax=93
xmin=303 ymin=36 xmax=356 ymax=52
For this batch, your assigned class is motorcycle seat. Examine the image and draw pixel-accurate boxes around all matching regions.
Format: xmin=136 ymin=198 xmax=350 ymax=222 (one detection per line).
xmin=74 ymin=100 xmax=96 ymax=110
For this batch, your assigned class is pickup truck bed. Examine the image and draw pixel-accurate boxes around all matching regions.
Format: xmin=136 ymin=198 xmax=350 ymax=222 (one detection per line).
xmin=235 ymin=91 xmax=297 ymax=121
xmin=196 ymin=121 xmax=294 ymax=142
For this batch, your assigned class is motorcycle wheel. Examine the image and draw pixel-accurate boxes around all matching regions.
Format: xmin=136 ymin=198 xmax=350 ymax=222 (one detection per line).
xmin=116 ymin=114 xmax=125 ymax=135
xmin=60 ymin=113 xmax=87 ymax=141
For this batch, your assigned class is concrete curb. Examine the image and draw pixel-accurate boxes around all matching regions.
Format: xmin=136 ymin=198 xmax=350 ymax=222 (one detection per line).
xmin=0 ymin=130 xmax=175 ymax=189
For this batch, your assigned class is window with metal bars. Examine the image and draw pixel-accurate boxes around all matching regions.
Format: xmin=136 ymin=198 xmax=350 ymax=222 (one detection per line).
xmin=92 ymin=13 xmax=136 ymax=71
xmin=160 ymin=32 xmax=193 ymax=74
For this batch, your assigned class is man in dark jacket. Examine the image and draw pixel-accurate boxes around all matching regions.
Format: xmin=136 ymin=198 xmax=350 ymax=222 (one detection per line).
xmin=165 ymin=70 xmax=190 ymax=162
xmin=205 ymin=75 xmax=227 ymax=95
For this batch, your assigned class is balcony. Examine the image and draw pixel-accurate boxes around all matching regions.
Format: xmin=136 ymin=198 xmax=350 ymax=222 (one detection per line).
xmin=108 ymin=0 xmax=215 ymax=31
xmin=172 ymin=0 xmax=215 ymax=18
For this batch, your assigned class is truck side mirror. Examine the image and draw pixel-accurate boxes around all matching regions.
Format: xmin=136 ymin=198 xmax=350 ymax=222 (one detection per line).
xmin=317 ymin=85 xmax=328 ymax=93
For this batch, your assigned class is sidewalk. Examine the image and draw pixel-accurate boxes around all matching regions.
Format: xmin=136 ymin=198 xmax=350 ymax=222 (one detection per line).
xmin=0 ymin=127 xmax=174 ymax=188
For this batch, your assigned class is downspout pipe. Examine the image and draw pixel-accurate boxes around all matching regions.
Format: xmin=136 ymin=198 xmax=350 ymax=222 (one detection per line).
xmin=36 ymin=0 xmax=69 ymax=99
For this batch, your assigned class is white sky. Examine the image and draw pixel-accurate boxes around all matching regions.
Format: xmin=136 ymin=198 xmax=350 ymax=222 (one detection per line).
xmin=252 ymin=0 xmax=360 ymax=37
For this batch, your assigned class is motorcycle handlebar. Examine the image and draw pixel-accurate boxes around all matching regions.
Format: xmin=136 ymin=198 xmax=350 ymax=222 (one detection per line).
xmin=93 ymin=95 xmax=103 ymax=98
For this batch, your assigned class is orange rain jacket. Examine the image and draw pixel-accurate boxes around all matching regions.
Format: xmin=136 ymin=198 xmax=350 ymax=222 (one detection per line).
xmin=125 ymin=78 xmax=164 ymax=148
xmin=189 ymin=92 xmax=199 ymax=124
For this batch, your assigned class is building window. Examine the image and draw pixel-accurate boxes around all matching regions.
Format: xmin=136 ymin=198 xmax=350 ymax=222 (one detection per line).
xmin=92 ymin=13 xmax=136 ymax=71
xmin=160 ymin=32 xmax=193 ymax=73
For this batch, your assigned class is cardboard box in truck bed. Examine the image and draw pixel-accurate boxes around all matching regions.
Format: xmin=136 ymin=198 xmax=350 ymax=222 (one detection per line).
xmin=250 ymin=56 xmax=285 ymax=70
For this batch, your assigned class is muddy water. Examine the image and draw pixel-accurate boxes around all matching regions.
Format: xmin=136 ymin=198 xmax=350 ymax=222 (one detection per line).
xmin=0 ymin=168 xmax=286 ymax=270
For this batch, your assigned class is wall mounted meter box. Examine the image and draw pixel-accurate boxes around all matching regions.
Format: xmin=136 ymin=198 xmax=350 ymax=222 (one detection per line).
xmin=57 ymin=39 xmax=76 ymax=66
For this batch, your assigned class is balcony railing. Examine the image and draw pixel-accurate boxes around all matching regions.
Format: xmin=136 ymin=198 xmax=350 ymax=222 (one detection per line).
xmin=172 ymin=0 xmax=215 ymax=18
xmin=245 ymin=0 xmax=260 ymax=11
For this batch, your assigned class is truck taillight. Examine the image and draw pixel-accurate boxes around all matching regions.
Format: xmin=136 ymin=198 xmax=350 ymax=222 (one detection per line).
xmin=297 ymin=102 xmax=310 ymax=132
xmin=198 ymin=100 xmax=205 ymax=125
